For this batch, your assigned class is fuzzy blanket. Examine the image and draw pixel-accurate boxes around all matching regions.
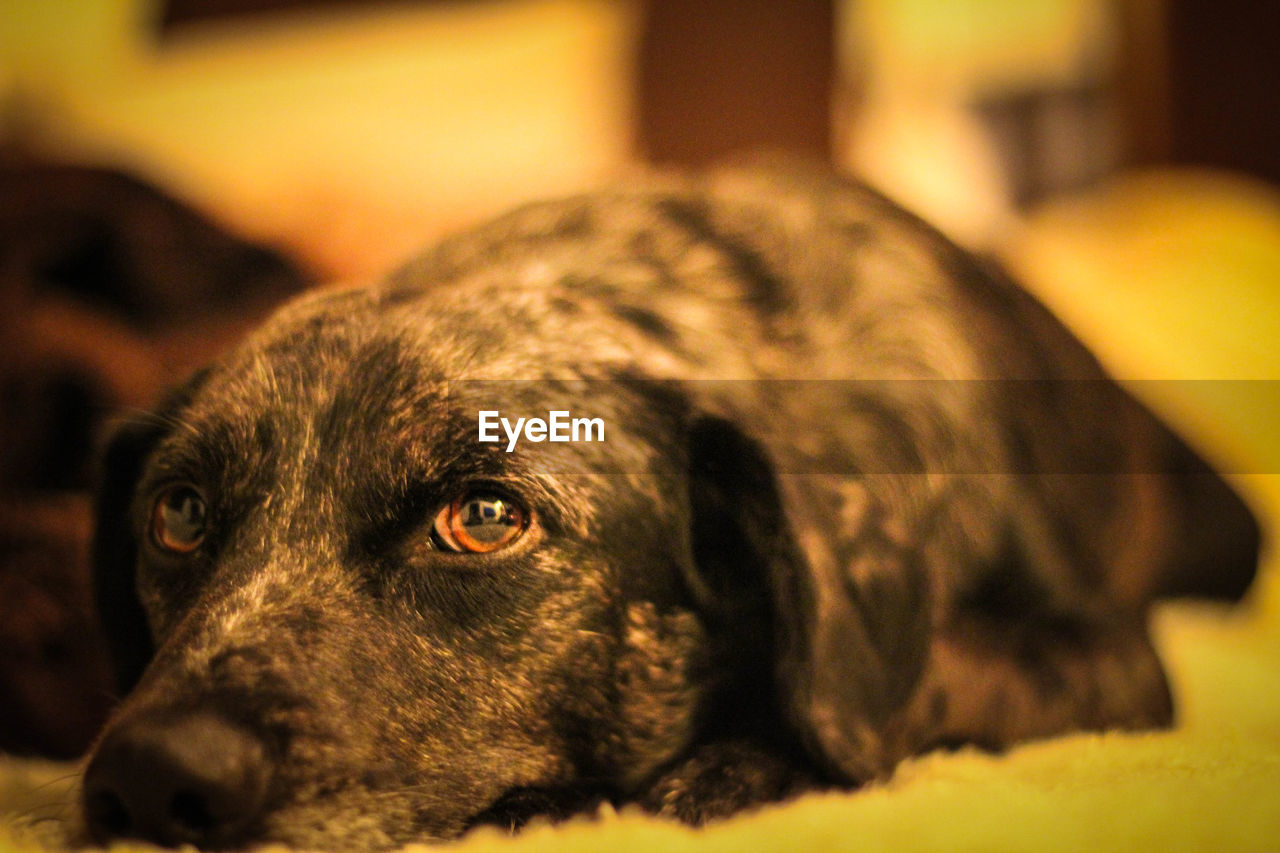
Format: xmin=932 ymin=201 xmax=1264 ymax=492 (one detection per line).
xmin=3 ymin=170 xmax=1278 ymax=852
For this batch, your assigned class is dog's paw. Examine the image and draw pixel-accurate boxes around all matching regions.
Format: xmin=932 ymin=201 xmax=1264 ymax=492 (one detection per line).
xmin=464 ymin=785 xmax=613 ymax=833
xmin=640 ymin=741 xmax=816 ymax=824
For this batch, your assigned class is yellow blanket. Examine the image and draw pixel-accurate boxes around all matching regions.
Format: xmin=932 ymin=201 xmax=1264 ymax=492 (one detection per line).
xmin=3 ymin=170 xmax=1278 ymax=852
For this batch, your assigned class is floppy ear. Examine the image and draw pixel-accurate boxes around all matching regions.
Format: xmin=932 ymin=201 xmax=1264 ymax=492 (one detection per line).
xmin=685 ymin=413 xmax=932 ymax=783
xmin=92 ymin=373 xmax=207 ymax=696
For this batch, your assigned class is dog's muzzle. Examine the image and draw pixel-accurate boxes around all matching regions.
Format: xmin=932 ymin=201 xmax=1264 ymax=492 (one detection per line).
xmin=82 ymin=708 xmax=272 ymax=849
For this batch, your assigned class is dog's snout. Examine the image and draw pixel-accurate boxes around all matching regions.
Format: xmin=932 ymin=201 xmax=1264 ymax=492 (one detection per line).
xmin=82 ymin=710 xmax=271 ymax=849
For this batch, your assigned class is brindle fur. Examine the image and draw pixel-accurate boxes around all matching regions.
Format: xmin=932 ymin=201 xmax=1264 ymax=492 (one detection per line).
xmin=83 ymin=163 xmax=1259 ymax=850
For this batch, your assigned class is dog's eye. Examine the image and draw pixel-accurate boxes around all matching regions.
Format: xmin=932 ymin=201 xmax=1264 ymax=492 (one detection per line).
xmin=150 ymin=486 xmax=207 ymax=554
xmin=431 ymin=493 xmax=527 ymax=553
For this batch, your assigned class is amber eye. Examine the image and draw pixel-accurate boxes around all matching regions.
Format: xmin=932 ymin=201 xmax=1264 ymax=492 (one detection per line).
xmin=431 ymin=493 xmax=527 ymax=553
xmin=150 ymin=486 xmax=207 ymax=554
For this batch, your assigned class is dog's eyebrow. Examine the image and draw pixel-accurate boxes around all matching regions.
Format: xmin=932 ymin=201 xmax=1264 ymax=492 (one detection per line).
xmin=141 ymin=411 xmax=277 ymax=492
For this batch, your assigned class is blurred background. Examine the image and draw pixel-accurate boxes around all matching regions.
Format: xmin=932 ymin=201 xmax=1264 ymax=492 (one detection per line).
xmin=4 ymin=0 xmax=1278 ymax=273
xmin=2 ymin=0 xmax=1278 ymax=760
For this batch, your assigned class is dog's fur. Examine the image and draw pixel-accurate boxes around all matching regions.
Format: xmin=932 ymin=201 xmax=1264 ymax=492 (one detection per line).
xmin=82 ymin=163 xmax=1259 ymax=850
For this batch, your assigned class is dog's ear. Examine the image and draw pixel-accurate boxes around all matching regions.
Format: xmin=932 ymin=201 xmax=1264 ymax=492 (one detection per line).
xmin=92 ymin=372 xmax=208 ymax=696
xmin=685 ymin=413 xmax=929 ymax=783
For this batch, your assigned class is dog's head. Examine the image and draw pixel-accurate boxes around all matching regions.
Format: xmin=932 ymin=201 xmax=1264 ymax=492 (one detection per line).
xmin=82 ymin=219 xmax=921 ymax=849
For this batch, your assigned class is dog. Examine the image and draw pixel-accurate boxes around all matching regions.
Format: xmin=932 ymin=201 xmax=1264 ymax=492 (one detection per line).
xmin=81 ymin=162 xmax=1259 ymax=850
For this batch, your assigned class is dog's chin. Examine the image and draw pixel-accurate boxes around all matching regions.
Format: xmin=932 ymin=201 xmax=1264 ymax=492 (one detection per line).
xmin=254 ymin=795 xmax=468 ymax=852
xmin=70 ymin=775 xmax=487 ymax=852
xmin=247 ymin=789 xmax=594 ymax=851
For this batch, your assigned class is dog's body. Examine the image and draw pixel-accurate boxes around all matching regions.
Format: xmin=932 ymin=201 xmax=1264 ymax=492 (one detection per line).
xmin=83 ymin=164 xmax=1258 ymax=850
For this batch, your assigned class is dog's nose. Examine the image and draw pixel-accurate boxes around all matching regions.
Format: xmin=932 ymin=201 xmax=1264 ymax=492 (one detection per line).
xmin=82 ymin=710 xmax=271 ymax=848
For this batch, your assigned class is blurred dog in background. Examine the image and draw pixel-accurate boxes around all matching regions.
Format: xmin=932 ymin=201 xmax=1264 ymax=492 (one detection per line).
xmin=0 ymin=160 xmax=308 ymax=758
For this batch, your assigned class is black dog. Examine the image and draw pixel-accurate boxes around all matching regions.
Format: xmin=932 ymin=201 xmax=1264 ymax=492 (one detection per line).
xmin=82 ymin=163 xmax=1259 ymax=850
